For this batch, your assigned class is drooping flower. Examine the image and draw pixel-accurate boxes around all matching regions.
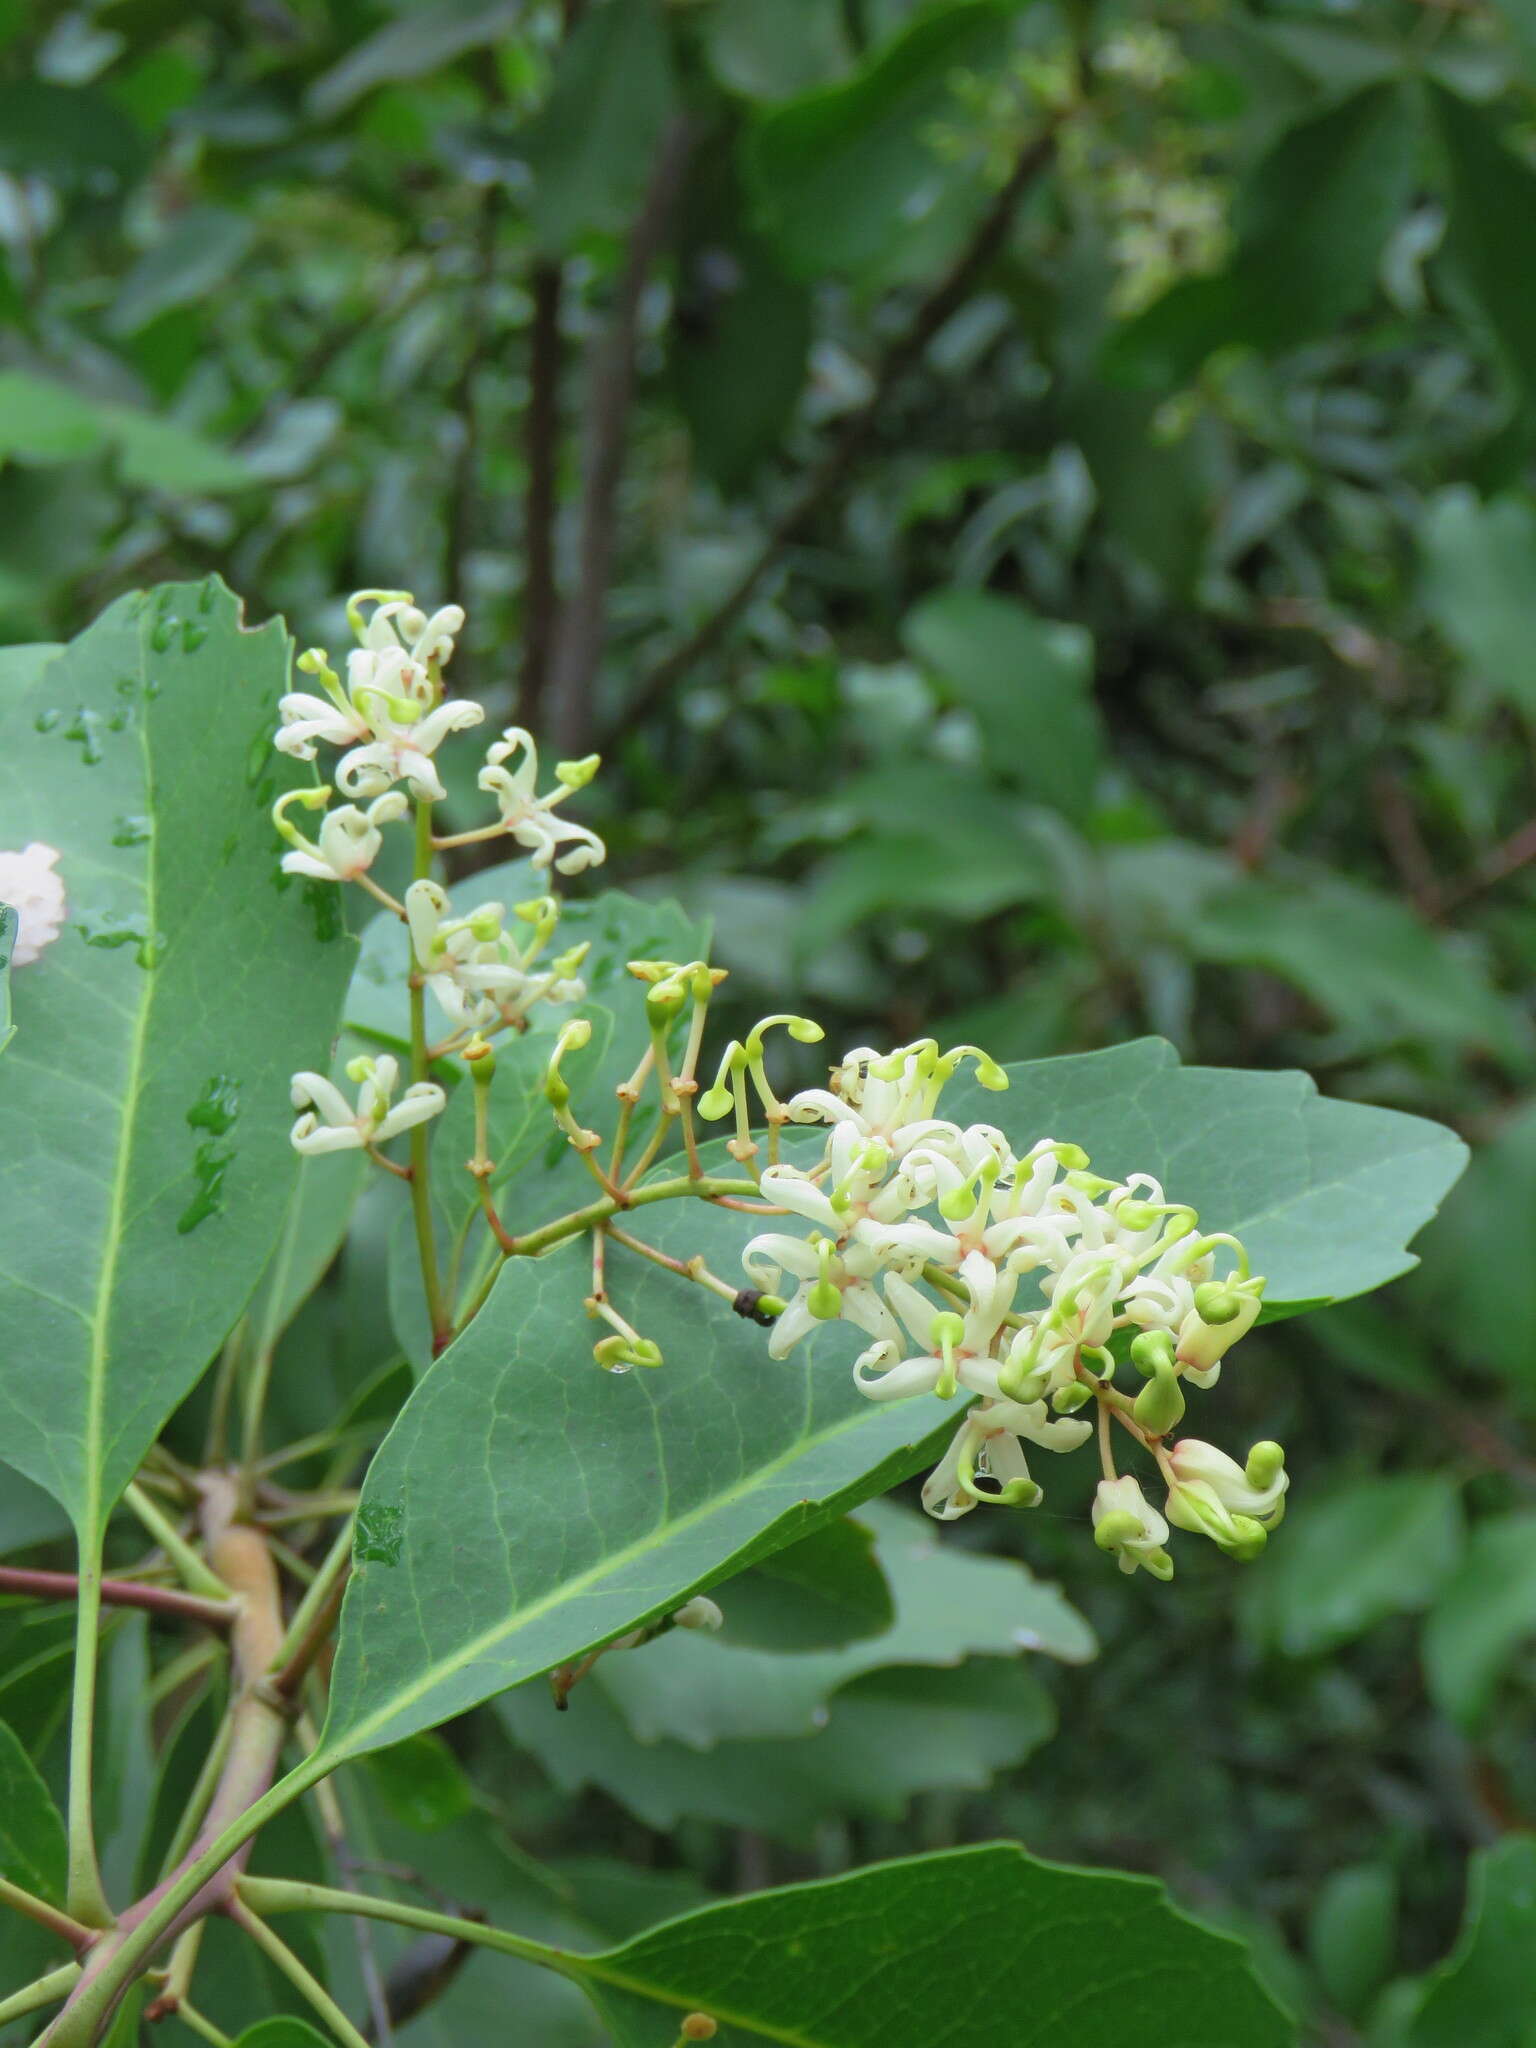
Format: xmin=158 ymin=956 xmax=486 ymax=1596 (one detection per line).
xmin=1092 ymin=1474 xmax=1174 ymax=1579
xmin=0 ymin=842 xmax=66 ymax=965
xmin=289 ymin=1054 xmax=445 ymax=1155
xmin=477 ymin=728 xmax=607 ymax=874
xmin=273 ymin=789 xmax=408 ymax=882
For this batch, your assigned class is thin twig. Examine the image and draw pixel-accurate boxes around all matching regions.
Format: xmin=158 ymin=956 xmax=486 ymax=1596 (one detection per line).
xmin=546 ymin=113 xmax=696 ymax=752
xmin=0 ymin=1566 xmax=237 ymax=1629
xmin=605 ymin=129 xmax=1058 ymax=743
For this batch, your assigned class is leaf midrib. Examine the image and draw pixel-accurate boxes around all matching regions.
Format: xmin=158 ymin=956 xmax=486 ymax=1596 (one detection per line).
xmin=321 ymin=1356 xmax=947 ymax=1764
xmin=82 ymin=614 xmax=157 ymax=1546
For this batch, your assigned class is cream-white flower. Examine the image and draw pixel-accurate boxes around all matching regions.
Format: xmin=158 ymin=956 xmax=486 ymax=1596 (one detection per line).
xmin=477 ymin=728 xmax=606 ymax=875
xmin=0 ymin=841 xmax=65 ymax=966
xmin=274 ymin=593 xmax=483 ymax=803
xmin=277 ymin=791 xmax=408 ymax=882
xmin=289 ymin=1054 xmax=445 ymax=1155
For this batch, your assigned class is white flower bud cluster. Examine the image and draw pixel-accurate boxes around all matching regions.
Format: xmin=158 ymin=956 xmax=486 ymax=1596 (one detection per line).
xmin=274 ymin=590 xmax=610 ymax=1153
xmin=739 ymin=1038 xmax=1286 ymax=1566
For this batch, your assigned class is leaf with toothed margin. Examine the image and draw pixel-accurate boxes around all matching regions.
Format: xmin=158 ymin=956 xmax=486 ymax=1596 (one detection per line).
xmin=0 ymin=581 xmax=355 ymax=1561
xmin=556 ymin=1842 xmax=1296 ymax=2046
xmin=943 ymin=1039 xmax=1468 ymax=1314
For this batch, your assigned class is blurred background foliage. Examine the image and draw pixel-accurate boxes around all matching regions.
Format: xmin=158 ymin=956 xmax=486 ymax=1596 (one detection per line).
xmin=7 ymin=0 xmax=1536 ymax=2040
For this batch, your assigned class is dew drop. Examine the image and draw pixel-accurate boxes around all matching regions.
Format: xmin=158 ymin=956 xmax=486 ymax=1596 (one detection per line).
xmin=106 ymin=709 xmax=132 ymax=733
xmin=176 ymin=1141 xmax=232 ymax=1234
xmin=197 ymin=577 xmax=216 ymax=614
xmin=64 ymin=709 xmax=105 ymax=765
xmin=187 ymin=1074 xmax=240 ymax=1137
xmin=245 ymin=726 xmax=272 ymax=789
xmin=76 ymin=910 xmax=165 ymax=968
xmin=33 ymin=708 xmax=61 ymax=734
xmin=116 ymin=676 xmax=137 ymax=699
xmin=301 ymin=878 xmax=342 ymax=943
xmin=150 ymin=615 xmax=178 ymax=655
xmin=181 ymin=620 xmax=207 ymax=654
xmin=110 ymin=816 xmax=151 ymax=847
xmin=354 ymin=1503 xmax=404 ymax=1567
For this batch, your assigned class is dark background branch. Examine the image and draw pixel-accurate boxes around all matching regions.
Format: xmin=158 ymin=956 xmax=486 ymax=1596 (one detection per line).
xmin=602 ymin=130 xmax=1057 ymax=747
xmin=546 ymin=112 xmax=697 ymax=753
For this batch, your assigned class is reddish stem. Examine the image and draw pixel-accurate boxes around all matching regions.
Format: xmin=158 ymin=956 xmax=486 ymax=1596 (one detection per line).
xmin=0 ymin=1567 xmax=235 ymax=1629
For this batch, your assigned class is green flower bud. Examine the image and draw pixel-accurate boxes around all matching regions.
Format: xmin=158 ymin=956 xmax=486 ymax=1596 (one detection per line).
xmin=1130 ymin=1329 xmax=1176 ymax=1378
xmin=1052 ymin=1143 xmax=1091 ymax=1171
xmin=807 ymin=1278 xmax=843 ymax=1321
xmin=1132 ymin=1362 xmax=1185 ymax=1436
xmin=555 ymin=752 xmax=601 ymax=790
xmin=1245 ymin=1440 xmax=1286 ymax=1491
xmin=1052 ymin=1382 xmax=1092 ymax=1414
xmin=1194 ymin=1281 xmax=1242 ymax=1325
xmin=1116 ymin=1199 xmax=1159 ymax=1232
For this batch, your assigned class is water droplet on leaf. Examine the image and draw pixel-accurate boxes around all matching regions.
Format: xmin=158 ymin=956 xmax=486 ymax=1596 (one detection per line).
xmin=33 ymin=709 xmax=61 ymax=734
xmin=150 ymin=615 xmax=178 ymax=654
xmin=64 ymin=709 xmax=105 ymax=765
xmin=110 ymin=816 xmax=151 ymax=847
xmin=354 ymin=1503 xmax=405 ymax=1567
xmin=187 ymin=1074 xmax=240 ymax=1136
xmin=181 ymin=620 xmax=207 ymax=654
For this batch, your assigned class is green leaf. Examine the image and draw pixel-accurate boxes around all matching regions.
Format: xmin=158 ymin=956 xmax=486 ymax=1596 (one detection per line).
xmin=713 ymin=1516 xmax=894 ymax=1652
xmin=671 ymin=180 xmax=812 ymax=490
xmin=0 ymin=372 xmax=251 ymax=492
xmin=0 ymin=581 xmax=355 ymax=1551
xmin=745 ymin=3 xmax=1007 ymax=280
xmin=317 ymin=1199 xmax=959 ymax=1767
xmin=902 ymin=589 xmax=1102 ymax=815
xmin=0 ymin=902 xmax=15 ymax=1057
xmin=1187 ymin=871 xmax=1526 ymax=1062
xmin=307 ymin=0 xmax=521 ymax=119
xmin=519 ymin=0 xmax=677 ymax=255
xmin=1402 ymin=1101 xmax=1536 ymax=1395
xmin=1422 ymin=1513 xmax=1536 ymax=1731
xmin=233 ymin=2022 xmax=335 ymax=2048
xmin=505 ymin=1657 xmax=1056 ymax=1837
xmin=1421 ymin=488 xmax=1536 ymax=718
xmin=1307 ymin=1863 xmax=1398 ymax=2022
xmin=596 ymin=1498 xmax=1092 ymax=1747
xmin=1107 ymin=82 xmax=1415 ymax=385
xmin=363 ymin=1732 xmax=474 ymax=1833
xmin=0 ymin=1714 xmax=67 ymax=1903
xmin=1430 ymin=83 xmax=1536 ymax=384
xmin=1240 ymin=1474 xmax=1465 ymax=1658
xmin=570 ymin=1843 xmax=1294 ymax=2046
xmin=0 ymin=80 xmax=146 ymax=189
xmin=108 ymin=206 xmax=256 ymax=336
xmin=944 ymin=1039 xmax=1468 ymax=1313
xmin=0 ymin=372 xmax=106 ymax=463
xmin=1401 ymin=1836 xmax=1536 ymax=2048
xmin=102 ymin=405 xmax=253 ymax=494
xmin=702 ymin=0 xmax=851 ymax=99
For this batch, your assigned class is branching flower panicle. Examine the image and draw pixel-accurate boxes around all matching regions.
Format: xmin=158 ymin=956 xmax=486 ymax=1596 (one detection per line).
xmin=730 ymin=1031 xmax=1287 ymax=1574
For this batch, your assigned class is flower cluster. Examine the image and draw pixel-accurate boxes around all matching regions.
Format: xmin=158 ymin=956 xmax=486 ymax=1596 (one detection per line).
xmin=730 ymin=1038 xmax=1286 ymax=1569
xmin=272 ymin=591 xmax=608 ymax=1151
